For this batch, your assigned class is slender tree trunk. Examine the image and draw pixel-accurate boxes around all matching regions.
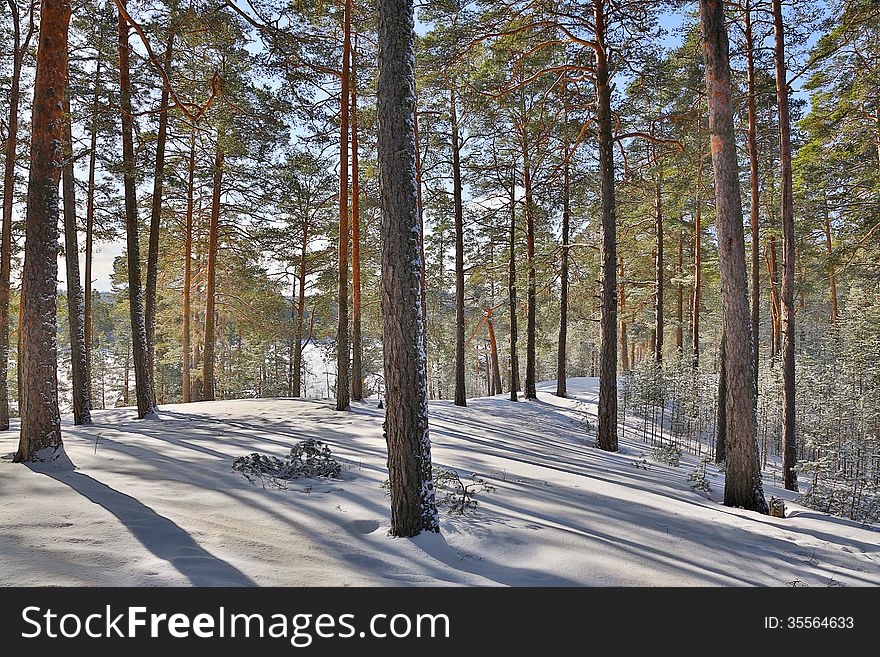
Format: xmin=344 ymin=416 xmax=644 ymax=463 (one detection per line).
xmin=293 ymin=219 xmax=309 ymax=398
xmin=487 ymin=308 xmax=503 ymax=395
xmin=118 ymin=2 xmax=155 ymax=419
xmin=620 ymin=258 xmax=629 ymax=371
xmin=508 ymin=166 xmax=520 ymax=401
xmin=822 ymin=197 xmax=838 ymax=325
xmin=523 ymin=125 xmax=537 ymax=400
xmin=692 ymin=138 xmax=704 ymax=368
xmin=61 ymin=87 xmax=91 ymax=425
xmin=145 ymin=12 xmax=175 ymax=405
xmin=181 ymin=130 xmax=195 ymax=403
xmin=336 ymin=0 xmax=352 ymax=411
xmin=15 ymin=0 xmax=69 ymax=461
xmin=744 ymin=0 xmax=761 ymax=391
xmin=676 ymin=229 xmax=684 ymax=352
xmin=654 ymin=170 xmax=664 ymax=364
xmin=413 ymin=98 xmax=428 ymax=365
xmin=203 ymin=131 xmax=224 ymax=401
xmin=350 ymin=39 xmax=363 ymax=401
xmin=772 ymin=0 xmax=797 ymax=492
xmin=451 ymin=87 xmax=467 ymax=406
xmin=376 ymin=0 xmax=439 ymax=537
xmin=768 ymin=234 xmax=781 ymax=361
xmin=716 ymin=331 xmax=727 ymax=464
xmin=556 ymin=122 xmax=570 ymax=397
xmin=0 ymin=0 xmax=28 ymax=431
xmin=700 ymin=0 xmax=767 ymax=513
xmin=84 ymin=53 xmax=102 ymax=396
xmin=595 ymin=0 xmax=618 ymax=452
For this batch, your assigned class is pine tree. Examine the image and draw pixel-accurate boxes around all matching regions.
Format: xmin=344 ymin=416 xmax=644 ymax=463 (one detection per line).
xmin=15 ymin=0 xmax=69 ymax=462
xmin=377 ymin=0 xmax=439 ymax=537
xmin=699 ymin=0 xmax=767 ymax=514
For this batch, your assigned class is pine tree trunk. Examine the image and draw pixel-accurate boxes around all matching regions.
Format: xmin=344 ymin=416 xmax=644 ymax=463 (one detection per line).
xmin=451 ymin=87 xmax=467 ymax=407
xmin=508 ymin=165 xmax=520 ymax=401
xmin=654 ymin=173 xmax=663 ymax=364
xmin=377 ymin=0 xmax=439 ymax=537
xmin=61 ymin=88 xmax=91 ymax=425
xmin=523 ymin=128 xmax=537 ymax=401
xmin=0 ymin=0 xmax=27 ymax=431
xmin=692 ymin=138 xmax=704 ymax=369
xmin=744 ymin=0 xmax=761 ymax=391
xmin=350 ymin=39 xmax=363 ymax=401
xmin=118 ymin=2 xmax=155 ymax=419
xmin=413 ymin=100 xmax=429 ymax=367
xmin=676 ymin=229 xmax=684 ymax=352
xmin=822 ymin=197 xmax=839 ymax=325
xmin=336 ymin=0 xmax=352 ymax=412
xmin=145 ymin=13 xmax=175 ymax=405
xmin=203 ymin=131 xmax=224 ymax=401
xmin=767 ymin=235 xmax=781 ymax=361
xmin=181 ymin=130 xmax=195 ymax=403
xmin=716 ymin=331 xmax=727 ymax=464
xmin=15 ymin=0 xmax=69 ymax=461
xmin=596 ymin=0 xmax=618 ymax=452
xmin=620 ymin=258 xmax=629 ymax=371
xmin=700 ymin=0 xmax=767 ymax=513
xmin=487 ymin=308 xmax=503 ymax=395
xmin=556 ymin=124 xmax=570 ymax=398
xmin=772 ymin=0 xmax=797 ymax=492
xmin=84 ymin=53 xmax=102 ymax=399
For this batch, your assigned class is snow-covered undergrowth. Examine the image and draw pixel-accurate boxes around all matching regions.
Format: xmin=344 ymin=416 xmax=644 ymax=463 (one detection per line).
xmin=1 ymin=378 xmax=877 ymax=586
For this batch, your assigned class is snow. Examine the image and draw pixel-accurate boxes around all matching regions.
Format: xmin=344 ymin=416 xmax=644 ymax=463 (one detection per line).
xmin=1 ymin=377 xmax=878 ymax=587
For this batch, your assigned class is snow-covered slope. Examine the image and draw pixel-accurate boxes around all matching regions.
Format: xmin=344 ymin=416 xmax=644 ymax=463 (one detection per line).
xmin=1 ymin=378 xmax=877 ymax=586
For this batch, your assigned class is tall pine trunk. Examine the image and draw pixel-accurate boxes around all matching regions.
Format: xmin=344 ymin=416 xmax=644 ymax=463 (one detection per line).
xmin=15 ymin=0 xmax=70 ymax=461
xmin=676 ymin=229 xmax=684 ymax=352
xmin=700 ymin=0 xmax=767 ymax=513
xmin=692 ymin=138 xmax=704 ymax=368
xmin=293 ymin=217 xmax=309 ymax=398
xmin=145 ymin=12 xmax=175 ymax=405
xmin=595 ymin=0 xmax=618 ymax=452
xmin=203 ymin=131 xmax=224 ymax=401
xmin=336 ymin=0 xmax=352 ymax=412
xmin=181 ymin=130 xmax=195 ymax=403
xmin=118 ymin=2 xmax=155 ymax=419
xmin=744 ymin=0 xmax=761 ymax=390
xmin=620 ymin=258 xmax=629 ymax=371
xmin=0 ymin=0 xmax=30 ymax=430
xmin=84 ymin=52 xmax=102 ymax=397
xmin=61 ymin=87 xmax=91 ymax=425
xmin=772 ymin=0 xmax=797 ymax=492
xmin=508 ymin=166 xmax=520 ymax=401
xmin=556 ymin=122 xmax=570 ymax=397
xmin=376 ymin=0 xmax=439 ymax=537
xmin=715 ymin=331 xmax=727 ymax=464
xmin=822 ymin=197 xmax=838 ymax=325
xmin=523 ymin=127 xmax=537 ymax=400
xmin=653 ymin=170 xmax=663 ymax=364
xmin=350 ymin=38 xmax=363 ymax=401
xmin=451 ymin=86 xmax=467 ymax=407
xmin=486 ymin=308 xmax=503 ymax=394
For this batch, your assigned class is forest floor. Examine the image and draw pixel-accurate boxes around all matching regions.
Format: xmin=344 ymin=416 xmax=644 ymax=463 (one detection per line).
xmin=1 ymin=377 xmax=878 ymax=586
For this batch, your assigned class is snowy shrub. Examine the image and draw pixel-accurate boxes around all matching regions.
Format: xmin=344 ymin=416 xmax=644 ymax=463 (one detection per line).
xmin=233 ymin=439 xmax=342 ymax=489
xmin=651 ymin=442 xmax=682 ymax=467
xmin=687 ymin=456 xmax=712 ymax=493
xmin=433 ymin=468 xmax=496 ymax=514
xmin=381 ymin=467 xmax=495 ymax=514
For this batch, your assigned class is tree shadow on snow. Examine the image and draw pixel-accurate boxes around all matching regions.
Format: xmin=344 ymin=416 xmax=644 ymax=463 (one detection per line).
xmin=27 ymin=465 xmax=255 ymax=586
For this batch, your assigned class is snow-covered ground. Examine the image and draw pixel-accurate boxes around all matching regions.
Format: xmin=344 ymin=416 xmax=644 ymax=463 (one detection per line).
xmin=1 ymin=378 xmax=877 ymax=586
